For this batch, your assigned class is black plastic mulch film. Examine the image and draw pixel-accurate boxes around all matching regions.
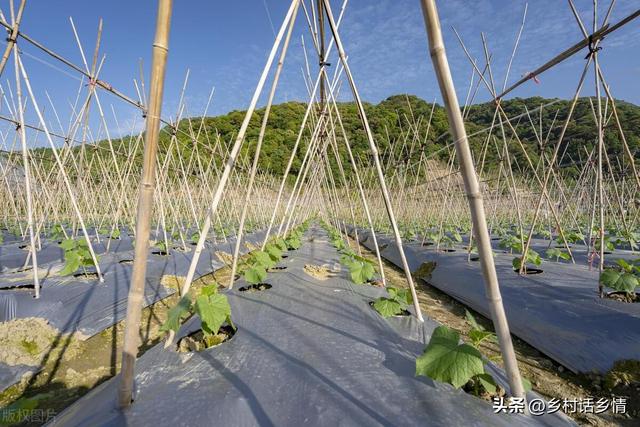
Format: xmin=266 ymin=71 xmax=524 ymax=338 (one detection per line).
xmin=49 ymin=227 xmax=571 ymax=426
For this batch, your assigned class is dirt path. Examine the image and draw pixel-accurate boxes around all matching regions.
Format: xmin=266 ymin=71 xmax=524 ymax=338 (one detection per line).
xmin=349 ymin=237 xmax=637 ymax=427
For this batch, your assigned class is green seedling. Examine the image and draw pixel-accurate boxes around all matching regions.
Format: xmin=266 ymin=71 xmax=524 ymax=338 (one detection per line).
xmin=545 ymin=247 xmax=570 ymax=262
xmin=373 ymin=286 xmax=412 ymax=317
xmin=599 ymin=259 xmax=639 ymax=297
xmin=160 ymin=283 xmax=234 ymax=349
xmin=58 ymin=238 xmax=98 ymax=276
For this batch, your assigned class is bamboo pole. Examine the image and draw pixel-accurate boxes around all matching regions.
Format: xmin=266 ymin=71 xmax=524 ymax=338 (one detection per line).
xmin=176 ymin=0 xmax=299 ymax=304
xmin=17 ymin=54 xmax=104 ymax=282
xmin=228 ymin=0 xmax=299 ymax=288
xmin=419 ymin=0 xmax=525 ymax=400
xmin=118 ymin=0 xmax=173 ymax=408
xmin=13 ymin=43 xmax=39 ymax=298
xmin=497 ymin=8 xmax=640 ymax=99
xmin=322 ymin=0 xmax=422 ymax=321
xmin=0 ymin=0 xmax=26 ymax=78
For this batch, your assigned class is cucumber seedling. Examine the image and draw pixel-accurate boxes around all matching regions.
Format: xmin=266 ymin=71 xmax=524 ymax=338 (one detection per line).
xmin=416 ymin=323 xmax=531 ymax=399
xmin=161 ymin=282 xmax=235 ymax=350
xmin=372 ymin=286 xmax=411 ymax=317
xmin=58 ymin=238 xmax=99 ymax=277
xmin=599 ymin=259 xmax=639 ymax=302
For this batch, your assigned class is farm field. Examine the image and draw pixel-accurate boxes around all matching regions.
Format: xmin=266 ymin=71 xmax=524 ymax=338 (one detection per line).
xmin=1 ymin=1 xmax=639 ymax=426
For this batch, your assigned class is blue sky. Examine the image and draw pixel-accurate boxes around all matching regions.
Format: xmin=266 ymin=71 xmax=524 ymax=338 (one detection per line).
xmin=2 ymin=0 xmax=639 ymax=141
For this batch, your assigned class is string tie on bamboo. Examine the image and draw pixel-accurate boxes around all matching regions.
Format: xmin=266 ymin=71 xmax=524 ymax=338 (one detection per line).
xmin=584 ymin=34 xmax=603 ymax=59
xmin=522 ymin=71 xmax=540 ymax=84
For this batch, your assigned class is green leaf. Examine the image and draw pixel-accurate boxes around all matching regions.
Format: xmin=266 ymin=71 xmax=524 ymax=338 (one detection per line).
xmin=340 ymin=254 xmax=356 ymax=268
xmin=201 ymin=283 xmax=218 ymax=297
xmin=265 ymin=244 xmax=283 ymax=261
xmin=465 ymin=310 xmax=483 ymax=331
xmin=244 ymin=265 xmax=267 ymax=285
xmin=468 ymin=329 xmax=496 ymax=347
xmin=599 ymin=269 xmax=639 ymax=293
xmin=195 ymin=293 xmax=231 ymax=336
xmin=373 ymin=297 xmax=403 ymax=317
xmin=522 ymin=376 xmax=533 ymax=392
xmin=415 ymin=326 xmax=485 ymax=388
xmin=474 ymin=372 xmax=497 ymax=393
xmin=59 ymin=251 xmax=81 ymax=276
xmin=274 ymin=238 xmax=288 ymax=252
xmin=512 ymin=256 xmax=523 ymax=270
xmin=350 ymin=261 xmax=375 ymax=284
xmin=286 ymin=236 xmax=301 ymax=250
xmin=60 ymin=238 xmax=76 ymax=251
xmin=387 ymin=287 xmax=412 ymax=306
xmin=616 ymin=259 xmax=633 ymax=273
xmin=160 ymin=296 xmax=192 ymax=333
xmin=252 ymin=251 xmax=276 ymax=269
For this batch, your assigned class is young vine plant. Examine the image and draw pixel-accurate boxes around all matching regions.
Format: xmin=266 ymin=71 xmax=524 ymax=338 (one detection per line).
xmin=416 ymin=311 xmax=531 ymax=397
xmin=322 ymin=221 xmax=377 ymax=285
xmin=58 ymin=238 xmax=99 ymax=276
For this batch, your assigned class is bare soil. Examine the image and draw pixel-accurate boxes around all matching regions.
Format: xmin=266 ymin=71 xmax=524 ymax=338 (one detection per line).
xmin=303 ymin=264 xmax=337 ymax=280
xmin=0 ymin=270 xmax=220 ymax=426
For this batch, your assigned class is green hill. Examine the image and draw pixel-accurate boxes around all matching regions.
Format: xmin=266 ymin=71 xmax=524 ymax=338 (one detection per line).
xmin=32 ymin=94 xmax=640 ymax=181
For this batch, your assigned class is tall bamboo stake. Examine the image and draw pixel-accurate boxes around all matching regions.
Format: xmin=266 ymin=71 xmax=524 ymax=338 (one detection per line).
xmin=118 ymin=0 xmax=173 ymax=408
xmin=13 ymin=42 xmax=39 ymax=298
xmin=176 ymin=0 xmax=299 ymax=306
xmin=419 ymin=0 xmax=525 ymax=400
xmin=322 ymin=0 xmax=423 ymax=322
xmin=228 ymin=0 xmax=299 ymax=288
xmin=0 ymin=0 xmax=26 ymax=78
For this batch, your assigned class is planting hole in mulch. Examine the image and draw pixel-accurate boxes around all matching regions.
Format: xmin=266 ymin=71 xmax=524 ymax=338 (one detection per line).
xmin=606 ymin=291 xmax=639 ymax=304
xmin=177 ymin=324 xmax=236 ymax=352
xmin=379 ymin=244 xmax=389 ymax=251
xmin=6 ymin=265 xmax=33 ymax=273
xmin=366 ymin=278 xmax=384 ymax=287
xmin=151 ymin=250 xmax=168 ymax=256
xmin=268 ymin=266 xmax=287 ymax=272
xmin=470 ymin=256 xmax=480 ymax=261
xmin=462 ymin=379 xmax=506 ymax=402
xmin=73 ymin=272 xmax=100 ymax=280
xmin=368 ymin=301 xmax=410 ymax=316
xmin=514 ymin=267 xmax=544 ymax=275
xmin=215 ymin=251 xmax=233 ymax=265
xmin=413 ymin=261 xmax=437 ymax=281
xmin=281 ymin=255 xmax=288 ymax=259
xmin=119 ymin=259 xmax=133 ymax=264
xmin=0 ymin=283 xmax=35 ymax=291
xmin=439 ymin=248 xmax=456 ymax=253
xmin=421 ymin=242 xmax=434 ymax=246
xmin=238 ymin=283 xmax=272 ymax=292
xmin=303 ymin=264 xmax=336 ymax=280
